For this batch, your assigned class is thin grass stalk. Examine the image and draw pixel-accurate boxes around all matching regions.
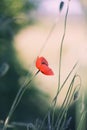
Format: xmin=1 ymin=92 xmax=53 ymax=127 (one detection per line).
xmin=38 ymin=20 xmax=57 ymax=56
xmin=12 ymin=78 xmax=34 ymax=113
xmin=50 ymin=62 xmax=77 ymax=129
xmin=60 ymin=112 xmax=67 ymax=130
xmin=48 ymin=111 xmax=51 ymax=130
xmin=76 ymin=110 xmax=87 ymax=130
xmin=13 ymin=74 xmax=32 ymax=110
xmin=58 ymin=87 xmax=79 ymax=130
xmin=39 ymin=62 xmax=77 ymax=130
xmin=57 ymin=0 xmax=70 ymax=93
xmin=12 ymin=70 xmax=39 ymax=111
xmin=14 ymin=70 xmax=40 ymax=111
xmin=57 ymin=83 xmax=81 ymax=130
xmin=55 ymin=74 xmax=76 ymax=129
xmin=10 ymin=71 xmax=33 ymax=111
xmin=56 ymin=75 xmax=76 ymax=125
xmin=56 ymin=90 xmax=74 ymax=130
xmin=55 ymin=82 xmax=74 ymax=129
xmin=57 ymin=62 xmax=78 ymax=96
xmin=39 ymin=104 xmax=53 ymax=130
xmin=51 ymin=1 xmax=71 ymax=127
xmin=1 ymin=121 xmax=38 ymax=130
xmin=76 ymin=88 xmax=86 ymax=130
xmin=52 ymin=62 xmax=78 ymax=108
xmin=2 ymin=70 xmax=39 ymax=130
xmin=55 ymin=75 xmax=81 ymax=130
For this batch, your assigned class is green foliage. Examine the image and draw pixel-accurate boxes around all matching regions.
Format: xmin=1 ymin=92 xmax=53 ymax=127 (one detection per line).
xmin=0 ymin=0 xmax=36 ymax=17
xmin=0 ymin=0 xmax=49 ymax=127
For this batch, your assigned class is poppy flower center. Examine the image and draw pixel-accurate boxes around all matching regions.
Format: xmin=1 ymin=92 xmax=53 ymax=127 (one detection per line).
xmin=42 ymin=61 xmax=48 ymax=66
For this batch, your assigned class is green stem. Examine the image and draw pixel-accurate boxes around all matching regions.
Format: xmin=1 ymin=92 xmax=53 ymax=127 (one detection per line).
xmin=3 ymin=70 xmax=39 ymax=130
xmin=57 ymin=0 xmax=70 ymax=104
xmin=56 ymin=75 xmax=76 ymax=129
xmin=55 ymin=75 xmax=81 ymax=130
xmin=51 ymin=0 xmax=70 ymax=127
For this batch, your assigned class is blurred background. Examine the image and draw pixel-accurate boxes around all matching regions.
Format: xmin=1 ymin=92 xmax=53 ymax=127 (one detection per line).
xmin=14 ymin=0 xmax=87 ymax=103
xmin=0 ymin=0 xmax=87 ymax=129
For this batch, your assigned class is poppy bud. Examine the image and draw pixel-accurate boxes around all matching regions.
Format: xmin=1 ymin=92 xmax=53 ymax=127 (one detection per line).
xmin=59 ymin=1 xmax=64 ymax=12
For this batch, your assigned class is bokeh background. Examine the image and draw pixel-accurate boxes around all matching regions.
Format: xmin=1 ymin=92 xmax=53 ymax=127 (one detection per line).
xmin=0 ymin=0 xmax=87 ymax=129
xmin=14 ymin=0 xmax=87 ymax=103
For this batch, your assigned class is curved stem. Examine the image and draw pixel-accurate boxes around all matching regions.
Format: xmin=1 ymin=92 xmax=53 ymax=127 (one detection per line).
xmin=57 ymin=0 xmax=70 ymax=102
xmin=51 ymin=0 xmax=71 ymax=127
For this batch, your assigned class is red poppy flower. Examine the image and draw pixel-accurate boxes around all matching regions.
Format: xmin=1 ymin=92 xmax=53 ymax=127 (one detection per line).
xmin=36 ymin=56 xmax=54 ymax=75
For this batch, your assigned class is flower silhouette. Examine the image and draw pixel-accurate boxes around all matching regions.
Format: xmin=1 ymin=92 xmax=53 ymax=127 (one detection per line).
xmin=36 ymin=56 xmax=54 ymax=75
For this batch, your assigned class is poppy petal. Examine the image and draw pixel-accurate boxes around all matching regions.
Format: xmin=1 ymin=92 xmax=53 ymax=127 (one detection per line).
xmin=40 ymin=64 xmax=54 ymax=75
xmin=41 ymin=57 xmax=48 ymax=66
xmin=36 ymin=56 xmax=48 ymax=69
xmin=36 ymin=56 xmax=54 ymax=76
xmin=36 ymin=57 xmax=41 ymax=69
